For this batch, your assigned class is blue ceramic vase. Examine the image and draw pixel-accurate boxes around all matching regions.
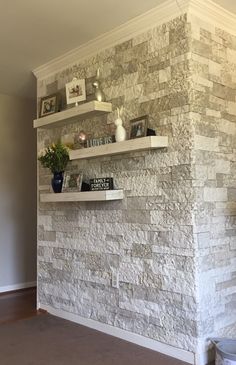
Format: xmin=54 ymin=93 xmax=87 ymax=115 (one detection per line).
xmin=52 ymin=172 xmax=63 ymax=193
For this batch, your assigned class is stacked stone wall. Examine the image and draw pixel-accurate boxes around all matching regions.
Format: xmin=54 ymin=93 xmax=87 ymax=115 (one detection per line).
xmin=37 ymin=11 xmax=236 ymax=360
xmin=37 ymin=14 xmax=198 ymax=353
xmin=189 ymin=15 xmax=236 ymax=344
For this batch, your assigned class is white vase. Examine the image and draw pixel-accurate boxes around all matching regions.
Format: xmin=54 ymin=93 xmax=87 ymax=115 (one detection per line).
xmin=115 ymin=118 xmax=126 ymax=142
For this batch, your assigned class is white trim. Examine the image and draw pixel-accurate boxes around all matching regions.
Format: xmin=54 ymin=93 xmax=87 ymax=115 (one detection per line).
xmin=33 ymin=0 xmax=188 ymax=80
xmin=0 ymin=281 xmax=36 ymax=293
xmin=39 ymin=303 xmax=195 ymax=364
xmin=195 ymin=351 xmax=210 ymax=365
xmin=194 ymin=338 xmax=214 ymax=365
xmin=33 ymin=0 xmax=236 ymax=81
xmin=188 ymin=0 xmax=236 ymax=37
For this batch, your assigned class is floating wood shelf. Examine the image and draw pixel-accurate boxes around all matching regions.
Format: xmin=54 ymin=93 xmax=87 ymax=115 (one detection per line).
xmin=69 ymin=136 xmax=168 ymax=160
xmin=40 ymin=190 xmax=124 ymax=203
xmin=33 ymin=101 xmax=112 ymax=129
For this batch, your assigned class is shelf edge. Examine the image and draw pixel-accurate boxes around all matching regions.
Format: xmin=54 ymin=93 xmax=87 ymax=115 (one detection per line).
xmin=33 ymin=101 xmax=112 ymax=129
xmin=40 ymin=189 xmax=124 ymax=203
xmin=69 ymin=136 xmax=168 ymax=160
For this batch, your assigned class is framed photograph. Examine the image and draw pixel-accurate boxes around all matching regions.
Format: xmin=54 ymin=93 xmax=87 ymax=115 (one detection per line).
xmin=65 ymin=78 xmax=86 ymax=105
xmin=129 ymin=115 xmax=148 ymax=139
xmin=40 ymin=94 xmax=59 ymax=118
xmin=62 ymin=172 xmax=83 ymax=192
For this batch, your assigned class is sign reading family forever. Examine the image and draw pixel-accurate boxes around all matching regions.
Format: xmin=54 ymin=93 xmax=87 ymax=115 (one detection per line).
xmin=90 ymin=177 xmax=114 ymax=191
xmin=86 ymin=135 xmax=115 ymax=148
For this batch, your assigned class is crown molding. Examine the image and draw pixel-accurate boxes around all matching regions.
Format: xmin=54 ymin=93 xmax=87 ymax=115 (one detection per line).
xmin=33 ymin=0 xmax=188 ymax=80
xmin=33 ymin=0 xmax=236 ymax=81
xmin=188 ymin=0 xmax=236 ymax=36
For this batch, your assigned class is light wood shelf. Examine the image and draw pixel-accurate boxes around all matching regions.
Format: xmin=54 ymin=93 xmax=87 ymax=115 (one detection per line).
xmin=33 ymin=101 xmax=112 ymax=129
xmin=40 ymin=190 xmax=124 ymax=203
xmin=69 ymin=136 xmax=168 ymax=160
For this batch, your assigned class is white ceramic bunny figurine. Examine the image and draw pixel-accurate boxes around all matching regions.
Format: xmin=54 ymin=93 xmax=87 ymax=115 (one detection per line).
xmin=114 ymin=106 xmax=126 ymax=142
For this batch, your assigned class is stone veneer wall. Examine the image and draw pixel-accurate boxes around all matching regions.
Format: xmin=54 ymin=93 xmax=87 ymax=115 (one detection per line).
xmin=37 ymin=14 xmax=198 ymax=354
xmin=37 ymin=11 xmax=236 ymax=362
xmin=189 ymin=15 xmax=236 ymax=350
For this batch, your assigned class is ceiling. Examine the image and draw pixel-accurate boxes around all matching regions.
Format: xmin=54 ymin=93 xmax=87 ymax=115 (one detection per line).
xmin=0 ymin=0 xmax=235 ymax=99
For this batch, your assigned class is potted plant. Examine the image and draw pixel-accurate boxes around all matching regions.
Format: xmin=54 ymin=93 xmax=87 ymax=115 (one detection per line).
xmin=38 ymin=142 xmax=69 ymax=193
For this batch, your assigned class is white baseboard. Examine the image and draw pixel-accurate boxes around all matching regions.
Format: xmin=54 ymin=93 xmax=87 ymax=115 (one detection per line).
xmin=39 ymin=303 xmax=195 ymax=364
xmin=0 ymin=281 xmax=36 ymax=293
xmin=195 ymin=340 xmax=214 ymax=365
xmin=195 ymin=351 xmax=212 ymax=365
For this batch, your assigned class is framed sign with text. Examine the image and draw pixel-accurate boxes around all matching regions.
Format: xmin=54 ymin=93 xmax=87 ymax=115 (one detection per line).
xmin=86 ymin=135 xmax=115 ymax=148
xmin=90 ymin=177 xmax=114 ymax=191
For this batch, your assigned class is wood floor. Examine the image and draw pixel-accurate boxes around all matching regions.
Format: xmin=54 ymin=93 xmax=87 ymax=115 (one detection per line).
xmin=0 ymin=287 xmax=37 ymax=324
xmin=0 ymin=288 xmax=190 ymax=365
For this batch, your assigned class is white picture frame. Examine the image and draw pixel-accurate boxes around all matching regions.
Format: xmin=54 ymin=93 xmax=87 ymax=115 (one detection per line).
xmin=65 ymin=78 xmax=86 ymax=105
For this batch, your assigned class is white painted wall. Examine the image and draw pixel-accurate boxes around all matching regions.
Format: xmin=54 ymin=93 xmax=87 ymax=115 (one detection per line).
xmin=0 ymin=94 xmax=37 ymax=290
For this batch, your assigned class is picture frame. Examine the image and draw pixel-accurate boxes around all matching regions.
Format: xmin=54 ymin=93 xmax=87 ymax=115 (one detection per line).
xmin=65 ymin=78 xmax=86 ymax=105
xmin=129 ymin=115 xmax=148 ymax=139
xmin=90 ymin=177 xmax=114 ymax=191
xmin=39 ymin=94 xmax=59 ymax=118
xmin=62 ymin=172 xmax=83 ymax=192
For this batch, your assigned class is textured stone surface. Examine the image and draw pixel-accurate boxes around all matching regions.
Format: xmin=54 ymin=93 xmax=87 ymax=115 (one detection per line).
xmin=190 ymin=13 xmax=236 ymax=359
xmin=36 ymin=10 xmax=236 ymax=361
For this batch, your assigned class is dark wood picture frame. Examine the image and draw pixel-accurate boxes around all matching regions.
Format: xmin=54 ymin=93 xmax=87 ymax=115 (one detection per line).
xmin=39 ymin=94 xmax=59 ymax=118
xmin=129 ymin=115 xmax=148 ymax=139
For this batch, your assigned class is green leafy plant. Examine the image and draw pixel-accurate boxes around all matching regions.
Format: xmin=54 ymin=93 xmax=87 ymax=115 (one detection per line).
xmin=38 ymin=142 xmax=69 ymax=173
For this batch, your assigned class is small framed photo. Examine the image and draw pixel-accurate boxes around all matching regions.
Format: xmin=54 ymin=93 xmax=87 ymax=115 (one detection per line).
xmin=129 ymin=115 xmax=148 ymax=139
xmin=40 ymin=94 xmax=59 ymax=118
xmin=62 ymin=172 xmax=83 ymax=192
xmin=65 ymin=78 xmax=86 ymax=105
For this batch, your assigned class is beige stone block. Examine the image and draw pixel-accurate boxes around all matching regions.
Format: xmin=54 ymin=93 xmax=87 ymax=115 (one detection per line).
xmin=209 ymin=95 xmax=226 ymax=107
xmin=207 ymin=166 xmax=216 ymax=180
xmin=194 ymin=165 xmax=208 ymax=180
xmin=124 ymin=84 xmax=143 ymax=101
xmin=133 ymin=30 xmax=151 ymax=46
xmin=170 ymin=52 xmax=191 ymax=66
xmin=227 ymin=101 xmax=236 ymax=116
xmin=228 ymin=188 xmax=236 ymax=201
xmin=215 ymin=159 xmax=231 ymax=174
xmin=123 ymin=72 xmax=139 ymax=88
xmin=191 ymin=53 xmax=208 ymax=65
xmin=193 ymin=84 xmax=205 ymax=93
xmin=104 ymin=84 xmax=123 ymax=99
xmin=148 ymin=32 xmax=169 ymax=53
xmin=206 ymin=109 xmax=221 ymax=118
xmin=192 ymin=75 xmax=213 ymax=88
xmin=192 ymin=39 xmax=212 ymax=59
xmin=209 ymin=60 xmax=221 ymax=76
xmin=218 ymin=119 xmax=236 ymax=135
xmin=191 ymin=29 xmax=200 ymax=41
xmin=227 ymin=48 xmax=236 ymax=64
xmin=204 ymin=188 xmax=227 ymax=202
xmin=38 ymin=215 xmax=53 ymax=231
xmin=194 ymin=135 xmax=219 ymax=152
xmin=159 ymin=67 xmax=171 ymax=83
